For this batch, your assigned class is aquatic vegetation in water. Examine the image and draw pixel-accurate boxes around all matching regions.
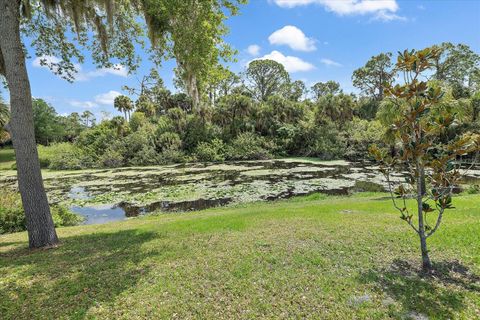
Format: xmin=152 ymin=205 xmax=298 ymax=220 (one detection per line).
xmin=1 ymin=158 xmax=478 ymax=225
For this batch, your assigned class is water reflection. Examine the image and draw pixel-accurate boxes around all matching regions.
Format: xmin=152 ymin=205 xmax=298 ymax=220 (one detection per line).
xmin=71 ymin=204 xmax=127 ymax=225
xmin=72 ymin=198 xmax=233 ymax=225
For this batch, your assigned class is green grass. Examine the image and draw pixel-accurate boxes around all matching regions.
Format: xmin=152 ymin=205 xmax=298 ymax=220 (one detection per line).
xmin=1 ymin=193 xmax=479 ymax=319
xmin=0 ymin=147 xmax=15 ymax=170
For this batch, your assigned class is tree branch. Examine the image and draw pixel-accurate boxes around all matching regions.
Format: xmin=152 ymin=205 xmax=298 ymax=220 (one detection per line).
xmin=384 ymin=169 xmax=419 ymax=234
xmin=426 ymin=207 xmax=445 ymax=238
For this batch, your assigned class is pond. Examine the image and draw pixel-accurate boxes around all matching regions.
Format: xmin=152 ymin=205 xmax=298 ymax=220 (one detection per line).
xmin=1 ymin=158 xmax=479 ymax=225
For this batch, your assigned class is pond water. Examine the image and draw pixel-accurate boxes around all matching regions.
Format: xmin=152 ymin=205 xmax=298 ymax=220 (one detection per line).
xmin=71 ymin=205 xmax=127 ymax=225
xmin=1 ymin=158 xmax=479 ymax=225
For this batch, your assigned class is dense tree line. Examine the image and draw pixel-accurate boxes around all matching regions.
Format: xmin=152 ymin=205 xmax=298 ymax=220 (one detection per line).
xmin=9 ymin=42 xmax=476 ymax=171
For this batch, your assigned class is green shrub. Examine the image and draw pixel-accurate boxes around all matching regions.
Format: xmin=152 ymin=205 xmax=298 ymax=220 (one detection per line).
xmin=0 ymin=191 xmax=24 ymax=234
xmin=465 ymin=184 xmax=480 ymax=194
xmin=195 ymin=139 xmax=226 ymax=162
xmin=117 ymin=124 xmax=161 ymax=166
xmin=0 ymin=190 xmax=83 ymax=234
xmin=159 ymin=148 xmax=187 ymax=164
xmin=98 ymin=148 xmax=124 ymax=168
xmin=129 ymin=111 xmax=147 ymax=132
xmin=183 ymin=115 xmax=216 ymax=152
xmin=293 ymin=120 xmax=345 ymax=160
xmin=76 ymin=123 xmax=118 ymax=159
xmin=51 ymin=205 xmax=84 ymax=227
xmin=226 ymin=132 xmax=274 ymax=160
xmin=308 ymin=127 xmax=346 ymax=160
xmin=131 ymin=144 xmax=161 ymax=166
xmin=156 ymin=131 xmax=182 ymax=151
xmin=155 ymin=116 xmax=175 ymax=135
xmin=275 ymin=124 xmax=300 ymax=156
xmin=345 ymin=118 xmax=384 ymax=160
xmin=38 ymin=143 xmax=93 ymax=170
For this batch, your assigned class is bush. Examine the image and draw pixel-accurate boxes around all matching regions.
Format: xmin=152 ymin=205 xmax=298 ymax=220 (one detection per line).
xmin=156 ymin=132 xmax=182 ymax=152
xmin=0 ymin=191 xmax=24 ymax=234
xmin=195 ymin=139 xmax=226 ymax=162
xmin=155 ymin=116 xmax=175 ymax=135
xmin=308 ymin=126 xmax=346 ymax=160
xmin=131 ymin=144 xmax=161 ymax=166
xmin=155 ymin=131 xmax=186 ymax=164
xmin=119 ymin=124 xmax=161 ymax=166
xmin=38 ymin=143 xmax=93 ymax=170
xmin=0 ymin=190 xmax=83 ymax=234
xmin=183 ymin=115 xmax=216 ymax=152
xmin=129 ymin=111 xmax=147 ymax=132
xmin=226 ymin=132 xmax=274 ymax=160
xmin=76 ymin=123 xmax=118 ymax=159
xmin=465 ymin=184 xmax=480 ymax=194
xmin=51 ymin=205 xmax=84 ymax=227
xmin=98 ymin=148 xmax=124 ymax=168
xmin=159 ymin=148 xmax=187 ymax=164
xmin=294 ymin=120 xmax=346 ymax=160
xmin=345 ymin=118 xmax=384 ymax=160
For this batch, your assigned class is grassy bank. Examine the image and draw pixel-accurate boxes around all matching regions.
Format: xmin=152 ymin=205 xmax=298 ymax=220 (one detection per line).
xmin=1 ymin=193 xmax=479 ymax=319
xmin=0 ymin=147 xmax=14 ymax=170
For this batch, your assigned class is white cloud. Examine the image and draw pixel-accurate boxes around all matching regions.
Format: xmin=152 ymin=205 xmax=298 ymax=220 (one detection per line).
xmin=273 ymin=0 xmax=315 ymax=8
xmin=247 ymin=44 xmax=261 ymax=56
xmin=255 ymin=50 xmax=315 ymax=72
xmin=32 ymin=56 xmax=128 ymax=81
xmin=83 ymin=64 xmax=129 ymax=79
xmin=268 ymin=25 xmax=316 ymax=52
xmin=321 ymin=0 xmax=398 ymax=15
xmin=320 ymin=58 xmax=342 ymax=67
xmin=272 ymin=0 xmax=405 ymax=21
xmin=94 ymin=90 xmax=121 ymax=105
xmin=371 ymin=10 xmax=406 ymax=21
xmin=68 ymin=100 xmax=98 ymax=109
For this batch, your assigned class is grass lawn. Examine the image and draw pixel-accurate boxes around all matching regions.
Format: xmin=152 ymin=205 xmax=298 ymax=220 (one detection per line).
xmin=1 ymin=193 xmax=479 ymax=319
xmin=0 ymin=147 xmax=15 ymax=170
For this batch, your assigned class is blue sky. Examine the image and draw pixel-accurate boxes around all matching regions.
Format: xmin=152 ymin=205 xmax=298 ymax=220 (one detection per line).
xmin=10 ymin=0 xmax=480 ymax=120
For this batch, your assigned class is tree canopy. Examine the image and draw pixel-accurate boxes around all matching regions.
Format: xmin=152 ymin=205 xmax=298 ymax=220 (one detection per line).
xmin=245 ymin=59 xmax=290 ymax=102
xmin=352 ymin=53 xmax=394 ymax=101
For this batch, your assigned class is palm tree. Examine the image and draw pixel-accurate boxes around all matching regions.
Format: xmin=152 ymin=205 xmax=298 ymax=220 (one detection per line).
xmin=81 ymin=110 xmax=94 ymax=127
xmin=110 ymin=116 xmax=127 ymax=136
xmin=136 ymin=95 xmax=156 ymax=117
xmin=114 ymin=95 xmax=133 ymax=121
xmin=124 ymin=98 xmax=135 ymax=120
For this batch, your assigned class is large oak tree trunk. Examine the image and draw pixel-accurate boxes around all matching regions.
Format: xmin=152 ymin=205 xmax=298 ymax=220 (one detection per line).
xmin=0 ymin=0 xmax=59 ymax=248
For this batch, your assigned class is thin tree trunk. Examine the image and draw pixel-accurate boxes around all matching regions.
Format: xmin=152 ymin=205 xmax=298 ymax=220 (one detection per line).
xmin=0 ymin=0 xmax=58 ymax=248
xmin=189 ymin=75 xmax=200 ymax=111
xmin=378 ymin=73 xmax=384 ymax=101
xmin=416 ymin=159 xmax=432 ymax=271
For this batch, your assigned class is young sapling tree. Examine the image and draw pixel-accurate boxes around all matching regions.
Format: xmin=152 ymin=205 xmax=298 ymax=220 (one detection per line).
xmin=369 ymin=47 xmax=480 ymax=272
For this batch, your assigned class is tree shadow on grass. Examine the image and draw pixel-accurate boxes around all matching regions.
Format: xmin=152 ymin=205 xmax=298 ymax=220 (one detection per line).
xmin=0 ymin=229 xmax=165 ymax=319
xmin=358 ymin=259 xmax=480 ymax=319
xmin=0 ymin=240 xmax=24 ymax=248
